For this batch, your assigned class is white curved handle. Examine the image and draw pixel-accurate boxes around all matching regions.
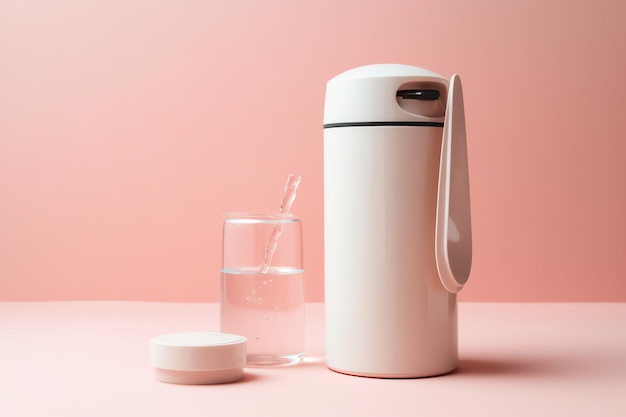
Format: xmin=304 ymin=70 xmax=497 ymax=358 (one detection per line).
xmin=435 ymin=74 xmax=472 ymax=293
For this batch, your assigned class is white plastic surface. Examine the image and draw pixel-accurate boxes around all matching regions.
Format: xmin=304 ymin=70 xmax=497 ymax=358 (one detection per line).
xmin=324 ymin=126 xmax=457 ymax=377
xmin=150 ymin=332 xmax=246 ymax=384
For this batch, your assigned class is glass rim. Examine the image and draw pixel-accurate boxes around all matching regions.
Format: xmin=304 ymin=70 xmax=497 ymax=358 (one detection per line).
xmin=223 ymin=212 xmax=301 ymax=223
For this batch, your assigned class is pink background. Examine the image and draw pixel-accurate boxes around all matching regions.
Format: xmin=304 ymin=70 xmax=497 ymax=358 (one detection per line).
xmin=1 ymin=0 xmax=625 ymax=302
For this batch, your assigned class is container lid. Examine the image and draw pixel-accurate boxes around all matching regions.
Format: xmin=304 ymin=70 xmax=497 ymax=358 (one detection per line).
xmin=323 ymin=64 xmax=448 ymax=125
xmin=150 ymin=332 xmax=247 ymax=384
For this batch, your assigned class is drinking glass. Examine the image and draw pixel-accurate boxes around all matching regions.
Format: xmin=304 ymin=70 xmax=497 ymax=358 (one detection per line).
xmin=220 ymin=213 xmax=305 ymax=366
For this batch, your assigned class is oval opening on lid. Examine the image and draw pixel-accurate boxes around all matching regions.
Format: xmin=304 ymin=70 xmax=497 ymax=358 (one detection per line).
xmin=396 ymin=81 xmax=447 ymax=118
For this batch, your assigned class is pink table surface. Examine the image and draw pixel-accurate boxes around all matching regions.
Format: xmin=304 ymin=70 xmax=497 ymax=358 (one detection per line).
xmin=1 ymin=302 xmax=625 ymax=417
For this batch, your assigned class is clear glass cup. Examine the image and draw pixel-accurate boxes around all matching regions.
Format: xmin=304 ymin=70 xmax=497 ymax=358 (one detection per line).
xmin=220 ymin=213 xmax=305 ymax=366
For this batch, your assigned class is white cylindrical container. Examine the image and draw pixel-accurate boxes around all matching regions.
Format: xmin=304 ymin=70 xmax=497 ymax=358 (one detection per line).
xmin=323 ymin=64 xmax=472 ymax=378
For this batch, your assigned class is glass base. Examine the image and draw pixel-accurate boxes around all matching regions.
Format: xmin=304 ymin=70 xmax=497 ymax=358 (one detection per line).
xmin=246 ymin=352 xmax=304 ymax=367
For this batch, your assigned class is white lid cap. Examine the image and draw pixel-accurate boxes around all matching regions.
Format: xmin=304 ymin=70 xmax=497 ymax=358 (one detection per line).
xmin=324 ymin=64 xmax=448 ymax=125
xmin=150 ymin=332 xmax=247 ymax=384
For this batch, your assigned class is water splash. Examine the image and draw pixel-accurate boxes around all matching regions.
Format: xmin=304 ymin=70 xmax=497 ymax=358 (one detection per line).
xmin=259 ymin=174 xmax=301 ymax=274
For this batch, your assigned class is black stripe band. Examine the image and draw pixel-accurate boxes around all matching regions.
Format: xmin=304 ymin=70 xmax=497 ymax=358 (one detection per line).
xmin=323 ymin=121 xmax=444 ymax=129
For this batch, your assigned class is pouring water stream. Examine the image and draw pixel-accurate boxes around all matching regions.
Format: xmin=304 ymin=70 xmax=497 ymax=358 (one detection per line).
xmin=259 ymin=174 xmax=301 ymax=274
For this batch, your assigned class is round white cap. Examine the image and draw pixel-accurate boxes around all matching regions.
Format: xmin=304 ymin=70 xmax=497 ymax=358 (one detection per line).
xmin=150 ymin=332 xmax=247 ymax=384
